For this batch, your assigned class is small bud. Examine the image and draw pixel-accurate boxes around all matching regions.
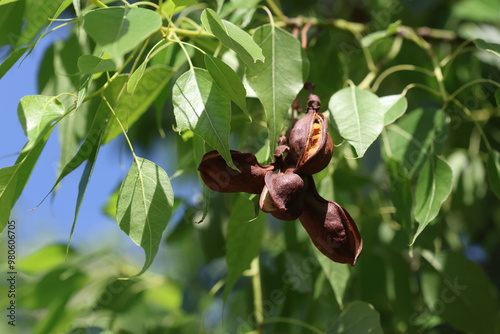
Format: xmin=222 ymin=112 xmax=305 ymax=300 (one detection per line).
xmin=259 ymin=170 xmax=306 ymax=221
xmin=288 ymin=110 xmax=333 ymax=174
xmin=198 ymin=150 xmax=273 ymax=194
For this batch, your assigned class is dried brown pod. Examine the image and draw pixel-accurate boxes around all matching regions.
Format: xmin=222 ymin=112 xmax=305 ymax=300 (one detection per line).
xmin=198 ymin=150 xmax=274 ymax=194
xmin=288 ymin=110 xmax=333 ymax=174
xmin=259 ymin=170 xmax=306 ymax=221
xmin=299 ymin=176 xmax=363 ymax=265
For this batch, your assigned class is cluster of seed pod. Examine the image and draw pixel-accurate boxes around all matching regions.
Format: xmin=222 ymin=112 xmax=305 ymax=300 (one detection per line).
xmin=198 ymin=85 xmax=362 ymax=265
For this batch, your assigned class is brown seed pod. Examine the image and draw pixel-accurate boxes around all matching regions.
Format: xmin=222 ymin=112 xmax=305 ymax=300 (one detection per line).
xmin=259 ymin=170 xmax=306 ymax=221
xmin=299 ymin=175 xmax=363 ymax=265
xmin=198 ymin=150 xmax=274 ymax=194
xmin=288 ymin=110 xmax=333 ymax=174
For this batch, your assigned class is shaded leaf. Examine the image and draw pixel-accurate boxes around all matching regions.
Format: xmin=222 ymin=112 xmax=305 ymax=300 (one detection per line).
xmin=246 ymin=25 xmax=304 ymax=155
xmin=413 ymin=155 xmax=453 ymax=243
xmin=127 ymin=60 xmax=147 ymax=94
xmin=201 ymin=8 xmax=264 ymax=66
xmin=328 ymin=301 xmax=384 ymax=334
xmin=329 ymin=86 xmax=385 ymax=157
xmin=83 ymin=7 xmax=162 ymax=59
xmin=17 ymin=95 xmax=65 ymax=149
xmin=0 ymin=46 xmax=29 ymax=80
xmin=387 ymin=158 xmax=413 ymax=234
xmin=495 ymin=89 xmax=500 ymax=106
xmin=224 ymin=194 xmax=265 ymax=300
xmin=172 ymin=68 xmax=236 ymax=170
xmin=381 ymin=94 xmax=408 ymax=126
xmin=116 ymin=158 xmax=174 ymax=276
xmin=384 ymin=108 xmax=447 ymax=176
xmin=0 ymin=0 xmax=23 ymax=47
xmin=204 ymin=54 xmax=250 ymax=120
xmin=104 ymin=66 xmax=173 ymax=143
xmin=314 ymin=247 xmax=350 ymax=308
xmin=421 ymin=250 xmax=498 ymax=334
xmin=487 ymin=149 xmax=500 ymax=199
xmin=77 ymin=55 xmax=116 ymax=74
xmin=16 ymin=0 xmax=72 ymax=47
xmin=475 ymin=39 xmax=500 ymax=58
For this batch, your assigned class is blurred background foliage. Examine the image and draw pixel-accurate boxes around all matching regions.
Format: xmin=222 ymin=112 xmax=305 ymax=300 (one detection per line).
xmin=0 ymin=0 xmax=500 ymax=333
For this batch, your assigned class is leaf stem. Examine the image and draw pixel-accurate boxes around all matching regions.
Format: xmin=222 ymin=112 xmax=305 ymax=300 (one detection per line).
xmin=88 ymin=0 xmax=107 ymax=8
xmin=265 ymin=0 xmax=287 ymax=22
xmin=250 ymin=256 xmax=264 ymax=332
xmin=371 ymin=64 xmax=435 ymax=92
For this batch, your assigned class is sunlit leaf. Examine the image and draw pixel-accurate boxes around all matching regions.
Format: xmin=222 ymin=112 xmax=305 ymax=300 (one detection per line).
xmin=201 ymin=8 xmax=264 ymax=66
xmin=77 ymin=55 xmax=116 ymax=74
xmin=172 ymin=67 xmax=236 ymax=170
xmin=17 ymin=244 xmax=76 ymax=275
xmin=116 ymin=158 xmax=174 ymax=276
xmin=17 ymin=95 xmax=65 ymax=149
xmin=328 ymin=301 xmax=383 ymax=333
xmin=204 ymin=54 xmax=250 ymax=120
xmin=487 ymin=149 xmax=500 ymax=199
xmin=421 ymin=250 xmax=498 ymax=334
xmin=83 ymin=7 xmax=162 ymax=59
xmin=380 ymin=94 xmax=408 ymax=126
xmin=224 ymin=194 xmax=265 ymax=300
xmin=329 ymin=86 xmax=385 ymax=157
xmin=413 ymin=155 xmax=453 ymax=243
xmin=246 ymin=24 xmax=304 ymax=156
xmin=452 ymin=0 xmax=500 ymax=24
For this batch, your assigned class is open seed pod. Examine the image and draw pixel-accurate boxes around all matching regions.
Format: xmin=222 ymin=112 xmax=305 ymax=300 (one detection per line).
xmin=288 ymin=110 xmax=333 ymax=174
xmin=259 ymin=170 xmax=306 ymax=221
xmin=198 ymin=150 xmax=274 ymax=194
xmin=299 ymin=175 xmax=362 ymax=265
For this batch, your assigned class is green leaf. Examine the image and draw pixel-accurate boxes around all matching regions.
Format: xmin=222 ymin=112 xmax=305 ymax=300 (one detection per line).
xmin=224 ymin=194 xmax=265 ymax=300
xmin=381 ymin=94 xmax=408 ymax=126
xmin=201 ymin=8 xmax=264 ymax=66
xmin=246 ymin=24 xmax=304 ymax=155
xmin=329 ymin=301 xmax=384 ymax=334
xmin=17 ymin=244 xmax=76 ymax=275
xmin=172 ymin=68 xmax=236 ymax=170
xmin=413 ymin=155 xmax=453 ymax=243
xmin=314 ymin=247 xmax=350 ymax=308
xmin=116 ymin=158 xmax=174 ymax=276
xmin=104 ymin=66 xmax=173 ymax=143
xmin=387 ymin=158 xmax=413 ymax=234
xmin=77 ymin=55 xmax=116 ymax=74
xmin=452 ymin=0 xmax=500 ymax=24
xmin=328 ymin=86 xmax=385 ymax=158
xmin=127 ymin=60 xmax=147 ymax=94
xmin=0 ymin=0 xmax=23 ymax=47
xmin=16 ymin=0 xmax=72 ymax=47
xmin=83 ymin=7 xmax=162 ymax=59
xmin=421 ymin=250 xmax=499 ymax=334
xmin=17 ymin=95 xmax=65 ymax=149
xmin=495 ymin=89 xmax=500 ymax=106
xmin=0 ymin=46 xmax=29 ymax=80
xmin=384 ymin=109 xmax=447 ymax=177
xmin=204 ymin=54 xmax=250 ymax=121
xmin=361 ymin=20 xmax=401 ymax=47
xmin=0 ymin=133 xmax=51 ymax=231
xmin=475 ymin=39 xmax=500 ymax=57
xmin=487 ymin=149 xmax=500 ymax=199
